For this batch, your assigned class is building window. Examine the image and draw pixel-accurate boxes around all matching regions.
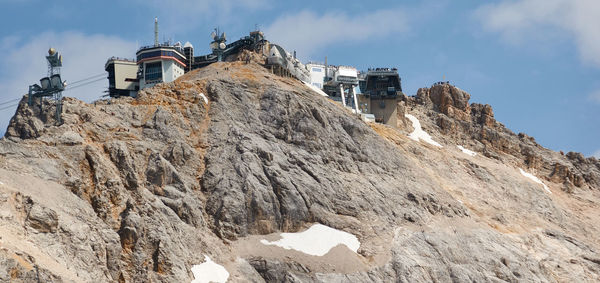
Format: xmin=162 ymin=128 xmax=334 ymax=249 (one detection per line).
xmin=312 ymin=67 xmax=322 ymax=72
xmin=145 ymin=62 xmax=162 ymax=81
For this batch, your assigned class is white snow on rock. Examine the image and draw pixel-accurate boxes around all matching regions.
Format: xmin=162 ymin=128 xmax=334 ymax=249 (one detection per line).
xmin=457 ymin=145 xmax=477 ymax=156
xmin=519 ymin=168 xmax=551 ymax=194
xmin=191 ymin=255 xmax=229 ymax=283
xmin=303 ymin=82 xmax=328 ymax=97
xmin=260 ymin=223 xmax=360 ymax=257
xmin=199 ymin=93 xmax=208 ymax=104
xmin=405 ymin=114 xmax=442 ymax=147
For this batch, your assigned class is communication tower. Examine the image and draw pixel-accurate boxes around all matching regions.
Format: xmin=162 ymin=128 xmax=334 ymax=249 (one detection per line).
xmin=210 ymin=28 xmax=227 ymax=61
xmin=28 ymin=48 xmax=65 ymax=124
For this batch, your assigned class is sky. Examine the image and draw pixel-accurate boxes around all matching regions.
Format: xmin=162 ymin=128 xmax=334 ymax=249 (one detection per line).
xmin=0 ymin=0 xmax=598 ymax=157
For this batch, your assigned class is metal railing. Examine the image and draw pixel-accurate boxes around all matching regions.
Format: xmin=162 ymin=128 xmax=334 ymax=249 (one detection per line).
xmin=107 ymin=56 xmax=136 ymax=63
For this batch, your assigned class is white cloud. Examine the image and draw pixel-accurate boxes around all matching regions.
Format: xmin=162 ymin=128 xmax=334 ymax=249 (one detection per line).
xmin=132 ymin=0 xmax=270 ymax=35
xmin=592 ymin=149 xmax=600 ymax=158
xmin=589 ymin=89 xmax=600 ymax=104
xmin=0 ymin=31 xmax=136 ymax=135
xmin=475 ymin=0 xmax=600 ymax=66
xmin=264 ymin=9 xmax=409 ymax=59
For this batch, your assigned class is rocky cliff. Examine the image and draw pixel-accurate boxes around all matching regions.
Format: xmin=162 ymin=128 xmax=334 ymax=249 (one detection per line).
xmin=0 ymin=60 xmax=599 ymax=282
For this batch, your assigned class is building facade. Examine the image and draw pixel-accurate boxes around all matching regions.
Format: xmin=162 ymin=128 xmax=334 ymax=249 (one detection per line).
xmin=105 ymin=57 xmax=139 ymax=97
xmin=306 ymin=63 xmax=326 ymax=89
xmin=357 ymin=68 xmax=403 ymax=127
xmin=136 ymin=45 xmax=187 ymax=89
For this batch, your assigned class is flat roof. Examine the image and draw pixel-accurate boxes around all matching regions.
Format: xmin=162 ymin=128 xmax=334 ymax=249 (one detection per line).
xmin=136 ymin=45 xmax=185 ymax=57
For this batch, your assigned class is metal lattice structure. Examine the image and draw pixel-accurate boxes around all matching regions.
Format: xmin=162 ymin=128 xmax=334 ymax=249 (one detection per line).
xmin=210 ymin=28 xmax=227 ymax=62
xmin=28 ymin=48 xmax=65 ymax=124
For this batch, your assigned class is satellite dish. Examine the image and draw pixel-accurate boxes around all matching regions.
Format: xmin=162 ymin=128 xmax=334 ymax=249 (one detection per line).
xmin=40 ymin=77 xmax=50 ymax=90
xmin=219 ymin=42 xmax=226 ymax=50
xmin=50 ymin=74 xmax=63 ymax=89
xmin=48 ymin=48 xmax=56 ymax=55
xmin=210 ymin=42 xmax=218 ymax=50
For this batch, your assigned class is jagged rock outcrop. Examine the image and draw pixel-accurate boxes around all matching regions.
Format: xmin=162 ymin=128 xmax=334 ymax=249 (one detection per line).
xmin=410 ymin=83 xmax=600 ymax=191
xmin=0 ymin=60 xmax=599 ymax=282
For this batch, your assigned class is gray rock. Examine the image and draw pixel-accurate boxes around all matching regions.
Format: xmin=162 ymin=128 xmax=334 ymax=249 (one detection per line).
xmin=59 ymin=131 xmax=84 ymax=145
xmin=25 ymin=201 xmax=59 ymax=233
xmin=0 ymin=59 xmax=598 ymax=283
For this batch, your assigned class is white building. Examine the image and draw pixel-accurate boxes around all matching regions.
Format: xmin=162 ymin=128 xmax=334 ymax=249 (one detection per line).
xmin=334 ymin=66 xmax=358 ymax=85
xmin=136 ymin=45 xmax=187 ymax=89
xmin=265 ymin=44 xmax=310 ymax=83
xmin=306 ymin=63 xmax=326 ymax=89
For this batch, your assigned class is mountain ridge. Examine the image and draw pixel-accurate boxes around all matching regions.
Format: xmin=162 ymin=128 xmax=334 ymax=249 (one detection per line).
xmin=0 ymin=59 xmax=599 ymax=282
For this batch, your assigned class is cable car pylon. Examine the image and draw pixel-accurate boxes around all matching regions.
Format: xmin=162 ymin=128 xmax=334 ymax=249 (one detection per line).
xmin=27 ymin=48 xmax=65 ymax=124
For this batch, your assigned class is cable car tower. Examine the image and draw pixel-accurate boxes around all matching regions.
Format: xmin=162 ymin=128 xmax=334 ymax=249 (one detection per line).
xmin=28 ymin=48 xmax=65 ymax=124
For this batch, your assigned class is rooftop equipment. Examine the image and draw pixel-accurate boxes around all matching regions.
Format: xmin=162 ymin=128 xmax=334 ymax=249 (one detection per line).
xmin=210 ymin=28 xmax=227 ymax=61
xmin=154 ymin=17 xmax=159 ymax=46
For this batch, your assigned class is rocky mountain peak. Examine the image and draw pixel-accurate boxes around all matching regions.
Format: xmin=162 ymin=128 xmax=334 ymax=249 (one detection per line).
xmin=0 ymin=59 xmax=599 ymax=282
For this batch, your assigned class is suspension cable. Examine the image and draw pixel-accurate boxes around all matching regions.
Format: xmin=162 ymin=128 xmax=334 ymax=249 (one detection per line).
xmin=66 ymin=73 xmax=106 ymax=86
xmin=0 ymin=98 xmax=21 ymax=106
xmin=0 ymin=73 xmax=107 ymax=112
xmin=0 ymin=103 xmax=19 ymax=111
xmin=63 ymin=77 xmax=106 ymax=92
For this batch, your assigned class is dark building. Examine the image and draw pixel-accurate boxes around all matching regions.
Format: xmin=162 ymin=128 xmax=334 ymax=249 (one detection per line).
xmin=358 ymin=68 xmax=403 ymax=126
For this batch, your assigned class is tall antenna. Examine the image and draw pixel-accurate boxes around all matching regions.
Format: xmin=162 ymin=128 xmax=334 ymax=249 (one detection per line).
xmin=154 ymin=17 xmax=159 ymax=46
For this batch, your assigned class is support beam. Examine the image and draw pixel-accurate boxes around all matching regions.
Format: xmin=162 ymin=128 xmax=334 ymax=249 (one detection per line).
xmin=28 ymin=85 xmax=33 ymax=106
xmin=339 ymin=84 xmax=346 ymax=107
xmin=350 ymin=86 xmax=359 ymax=115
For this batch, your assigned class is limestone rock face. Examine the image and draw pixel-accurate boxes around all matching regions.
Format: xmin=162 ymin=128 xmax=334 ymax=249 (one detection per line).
xmin=25 ymin=200 xmax=59 ymax=233
xmin=417 ymin=84 xmax=471 ymax=121
xmin=408 ymin=82 xmax=599 ymax=191
xmin=471 ymin=103 xmax=495 ymax=127
xmin=0 ymin=61 xmax=599 ymax=282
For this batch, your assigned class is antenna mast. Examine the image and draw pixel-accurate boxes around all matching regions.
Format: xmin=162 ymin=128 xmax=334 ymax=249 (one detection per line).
xmin=154 ymin=17 xmax=159 ymax=46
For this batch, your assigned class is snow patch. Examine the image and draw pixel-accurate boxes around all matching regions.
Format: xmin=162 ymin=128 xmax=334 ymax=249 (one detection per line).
xmin=362 ymin=113 xmax=376 ymax=123
xmin=260 ymin=223 xmax=360 ymax=256
xmin=303 ymin=82 xmax=328 ymax=97
xmin=519 ymin=168 xmax=551 ymax=194
xmin=199 ymin=93 xmax=208 ymax=104
xmin=191 ymin=255 xmax=229 ymax=283
xmin=405 ymin=114 xmax=442 ymax=147
xmin=457 ymin=145 xmax=477 ymax=156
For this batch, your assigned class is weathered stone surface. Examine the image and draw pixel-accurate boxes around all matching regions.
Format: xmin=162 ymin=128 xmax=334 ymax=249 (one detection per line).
xmin=25 ymin=201 xmax=59 ymax=233
xmin=0 ymin=60 xmax=598 ymax=282
xmin=408 ymin=82 xmax=599 ymax=191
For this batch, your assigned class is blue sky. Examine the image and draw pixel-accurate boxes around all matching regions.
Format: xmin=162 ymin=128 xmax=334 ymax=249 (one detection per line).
xmin=0 ymin=0 xmax=599 ymax=157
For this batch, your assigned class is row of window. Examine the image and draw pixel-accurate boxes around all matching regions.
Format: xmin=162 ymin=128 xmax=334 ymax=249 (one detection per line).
xmin=144 ymin=61 xmax=188 ymax=81
xmin=145 ymin=62 xmax=162 ymax=81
